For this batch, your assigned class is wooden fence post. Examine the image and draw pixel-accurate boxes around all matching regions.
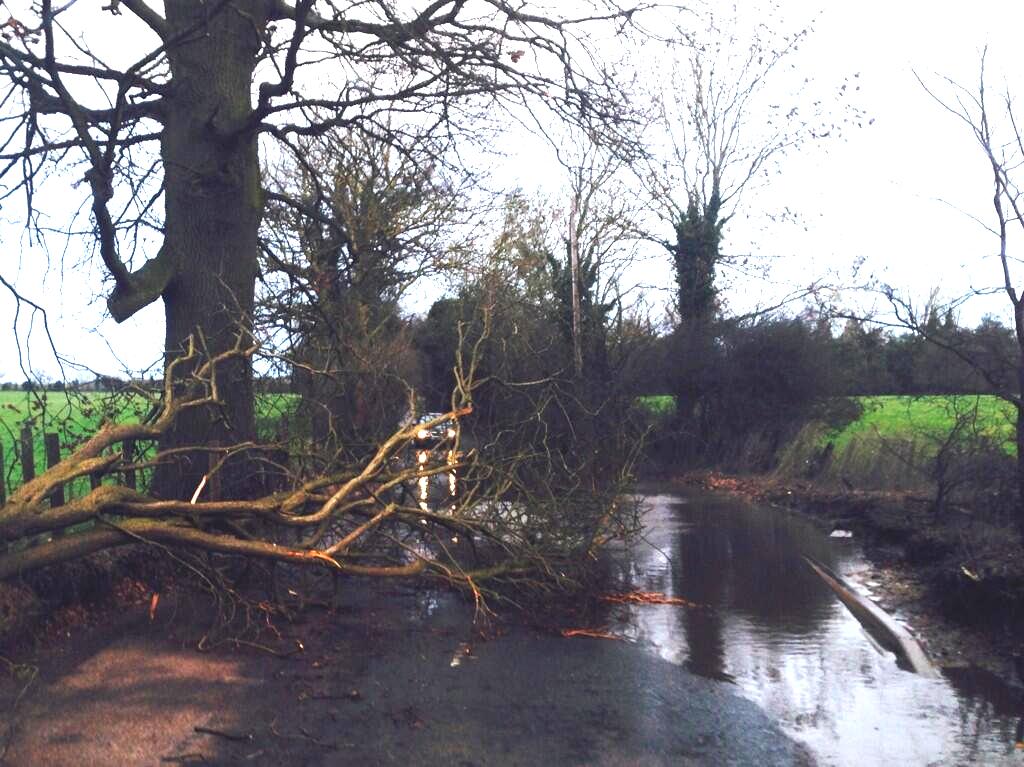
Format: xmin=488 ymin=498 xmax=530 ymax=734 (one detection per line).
xmin=44 ymin=433 xmax=64 ymax=507
xmin=0 ymin=442 xmax=4 ymax=553
xmin=20 ymin=425 xmax=35 ymax=483
xmin=44 ymin=432 xmax=65 ymax=539
xmin=123 ymin=439 xmax=136 ymax=490
xmin=0 ymin=441 xmax=6 ymax=506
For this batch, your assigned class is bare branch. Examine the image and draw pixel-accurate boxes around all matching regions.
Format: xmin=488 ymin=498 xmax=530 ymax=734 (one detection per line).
xmin=117 ymin=0 xmax=170 ymax=40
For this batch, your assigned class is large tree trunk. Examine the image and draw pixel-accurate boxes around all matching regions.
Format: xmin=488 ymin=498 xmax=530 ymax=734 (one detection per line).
xmin=1017 ymin=400 xmax=1024 ymax=540
xmin=151 ymin=1 xmax=266 ymax=499
xmin=1016 ymin=326 xmax=1024 ymax=540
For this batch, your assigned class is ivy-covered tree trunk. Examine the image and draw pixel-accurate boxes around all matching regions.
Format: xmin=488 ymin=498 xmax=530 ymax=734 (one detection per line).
xmin=150 ymin=0 xmax=266 ymax=499
xmin=669 ymin=192 xmax=724 ymax=462
xmin=672 ymin=192 xmax=722 ymax=326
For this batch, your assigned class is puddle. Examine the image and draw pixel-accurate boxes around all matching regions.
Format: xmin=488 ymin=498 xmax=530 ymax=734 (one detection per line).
xmin=609 ymin=490 xmax=1024 ymax=766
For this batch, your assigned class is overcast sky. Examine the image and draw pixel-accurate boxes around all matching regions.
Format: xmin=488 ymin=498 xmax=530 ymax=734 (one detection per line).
xmin=734 ymin=1 xmax=1024 ymax=319
xmin=1 ymin=0 xmax=1022 ymax=381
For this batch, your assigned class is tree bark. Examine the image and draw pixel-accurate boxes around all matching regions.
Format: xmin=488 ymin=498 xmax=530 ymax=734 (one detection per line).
xmin=1017 ymin=397 xmax=1024 ymax=541
xmin=151 ymin=0 xmax=267 ymax=499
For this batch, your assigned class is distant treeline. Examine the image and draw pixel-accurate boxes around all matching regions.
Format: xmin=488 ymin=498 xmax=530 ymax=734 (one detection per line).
xmin=0 ymin=376 xmax=294 ymax=394
xmin=0 ymin=377 xmax=149 ymax=392
xmin=623 ymin=310 xmax=1021 ymax=472
xmin=627 ymin=312 xmax=1018 ymax=399
xmin=3 ymin=311 xmax=1010 ymax=404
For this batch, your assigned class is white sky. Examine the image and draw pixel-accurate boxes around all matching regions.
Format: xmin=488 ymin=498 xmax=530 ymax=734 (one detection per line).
xmin=1 ymin=0 xmax=1023 ymax=381
xmin=731 ymin=1 xmax=1024 ymax=319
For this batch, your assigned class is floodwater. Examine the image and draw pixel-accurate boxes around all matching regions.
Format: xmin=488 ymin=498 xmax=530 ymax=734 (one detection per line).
xmin=615 ymin=489 xmax=1024 ymax=767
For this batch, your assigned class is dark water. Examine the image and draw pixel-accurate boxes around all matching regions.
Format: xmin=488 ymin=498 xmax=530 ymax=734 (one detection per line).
xmin=613 ymin=490 xmax=1024 ymax=766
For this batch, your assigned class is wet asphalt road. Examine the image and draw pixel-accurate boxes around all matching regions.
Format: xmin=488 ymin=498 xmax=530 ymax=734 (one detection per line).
xmin=0 ymin=579 xmax=814 ymax=766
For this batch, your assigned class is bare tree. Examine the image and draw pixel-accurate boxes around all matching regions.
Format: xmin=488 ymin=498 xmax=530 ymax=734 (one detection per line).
xmin=642 ymin=7 xmax=848 ymax=323
xmin=0 ymin=329 xmax=641 ymax=613
xmin=634 ymin=8 xmax=854 ymax=459
xmin=443 ymin=168 xmax=646 ymax=511
xmin=259 ymin=127 xmax=470 ymax=461
xmin=0 ymin=0 xmax=656 ymax=498
xmin=883 ymin=51 xmax=1024 ymax=531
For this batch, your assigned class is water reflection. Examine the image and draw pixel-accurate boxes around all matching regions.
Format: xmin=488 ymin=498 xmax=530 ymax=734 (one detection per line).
xmin=413 ymin=447 xmax=459 ymax=513
xmin=617 ymin=490 xmax=1024 ymax=766
xmin=676 ymin=506 xmax=730 ymax=681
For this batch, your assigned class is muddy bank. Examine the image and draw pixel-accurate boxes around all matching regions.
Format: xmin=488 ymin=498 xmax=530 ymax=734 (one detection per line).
xmin=670 ymin=471 xmax=1024 ymax=679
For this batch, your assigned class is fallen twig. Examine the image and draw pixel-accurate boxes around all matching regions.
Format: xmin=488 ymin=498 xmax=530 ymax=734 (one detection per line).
xmin=599 ymin=591 xmax=704 ymax=608
xmin=559 ymin=628 xmax=622 ymax=640
xmin=160 ymin=753 xmax=207 ymax=764
xmin=0 ymin=656 xmax=38 ymax=761
xmin=298 ymin=690 xmax=360 ymax=701
xmin=210 ymin=638 xmax=303 ymax=658
xmin=269 ymin=718 xmax=338 ymax=748
xmin=193 ymin=726 xmax=254 ymax=742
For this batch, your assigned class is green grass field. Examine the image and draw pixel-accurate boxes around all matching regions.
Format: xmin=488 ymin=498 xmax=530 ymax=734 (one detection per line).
xmin=2 ymin=391 xmax=1016 ymax=497
xmin=0 ymin=390 xmax=298 ymax=496
xmin=638 ymin=393 xmax=1016 ymax=451
xmin=636 ymin=395 xmax=676 ymax=419
xmin=824 ymin=395 xmax=1016 ymax=454
xmin=797 ymin=394 xmax=1019 ymax=492
xmin=642 ymin=392 xmax=1017 ymax=491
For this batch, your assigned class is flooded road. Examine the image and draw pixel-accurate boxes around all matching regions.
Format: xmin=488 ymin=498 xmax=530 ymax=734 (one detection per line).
xmin=4 ymin=488 xmax=1023 ymax=765
xmin=618 ymin=489 xmax=1024 ymax=766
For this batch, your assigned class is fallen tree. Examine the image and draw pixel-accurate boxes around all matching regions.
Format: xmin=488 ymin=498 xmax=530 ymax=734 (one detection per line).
xmin=0 ymin=333 xmax=639 ymax=604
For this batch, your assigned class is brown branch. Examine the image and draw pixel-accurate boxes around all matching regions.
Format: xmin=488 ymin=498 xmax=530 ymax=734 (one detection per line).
xmin=106 ymin=244 xmax=176 ymax=322
xmin=118 ymin=0 xmax=170 ymax=40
